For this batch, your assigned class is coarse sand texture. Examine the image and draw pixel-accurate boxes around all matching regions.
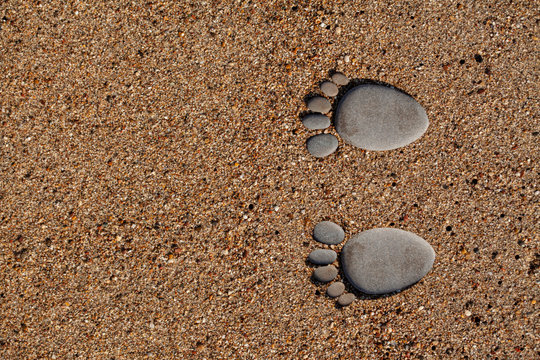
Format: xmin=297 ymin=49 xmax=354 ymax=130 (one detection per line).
xmin=2 ymin=2 xmax=538 ymax=358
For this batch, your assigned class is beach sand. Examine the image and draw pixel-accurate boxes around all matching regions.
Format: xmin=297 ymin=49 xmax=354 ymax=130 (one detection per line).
xmin=0 ymin=1 xmax=538 ymax=358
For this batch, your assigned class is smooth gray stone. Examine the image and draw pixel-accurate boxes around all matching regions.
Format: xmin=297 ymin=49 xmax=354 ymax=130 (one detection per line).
xmin=327 ymin=282 xmax=345 ymax=298
xmin=307 ymin=96 xmax=332 ymax=113
xmin=337 ymin=293 xmax=355 ymax=306
xmin=341 ymin=228 xmax=435 ymax=295
xmin=334 ymin=84 xmax=429 ymax=151
xmin=331 ymin=72 xmax=349 ymax=86
xmin=313 ymin=265 xmax=338 ymax=283
xmin=306 ymin=134 xmax=338 ymax=158
xmin=320 ymin=81 xmax=339 ymax=97
xmin=313 ymin=221 xmax=345 ymax=245
xmin=308 ymin=249 xmax=337 ymax=265
xmin=302 ymin=114 xmax=331 ymax=130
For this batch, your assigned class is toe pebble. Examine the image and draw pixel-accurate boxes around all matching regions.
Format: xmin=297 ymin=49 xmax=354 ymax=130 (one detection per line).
xmin=313 ymin=221 xmax=345 ymax=245
xmin=307 ymin=96 xmax=332 ymax=113
xmin=302 ymin=114 xmax=331 ymax=130
xmin=313 ymin=265 xmax=338 ymax=283
xmin=306 ymin=134 xmax=338 ymax=158
xmin=327 ymin=282 xmax=345 ymax=298
xmin=320 ymin=81 xmax=339 ymax=97
xmin=331 ymin=72 xmax=349 ymax=86
xmin=308 ymin=249 xmax=337 ymax=265
xmin=337 ymin=293 xmax=355 ymax=306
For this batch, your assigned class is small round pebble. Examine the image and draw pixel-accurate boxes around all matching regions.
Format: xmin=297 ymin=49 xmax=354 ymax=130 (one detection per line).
xmin=306 ymin=134 xmax=338 ymax=158
xmin=307 ymin=96 xmax=331 ymax=113
xmin=337 ymin=293 xmax=355 ymax=306
xmin=308 ymin=249 xmax=337 ymax=265
xmin=313 ymin=265 xmax=338 ymax=283
xmin=302 ymin=114 xmax=331 ymax=130
xmin=313 ymin=221 xmax=345 ymax=245
xmin=320 ymin=81 xmax=339 ymax=97
xmin=326 ymin=282 xmax=345 ymax=298
xmin=331 ymin=72 xmax=349 ymax=86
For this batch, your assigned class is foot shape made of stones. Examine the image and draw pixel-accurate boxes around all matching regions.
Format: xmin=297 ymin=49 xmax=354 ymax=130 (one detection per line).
xmin=302 ymin=72 xmax=429 ymax=157
xmin=309 ymin=221 xmax=436 ymax=307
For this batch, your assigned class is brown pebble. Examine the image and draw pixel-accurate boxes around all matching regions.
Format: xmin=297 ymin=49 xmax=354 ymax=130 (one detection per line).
xmin=313 ymin=265 xmax=338 ymax=282
xmin=320 ymin=81 xmax=339 ymax=97
xmin=331 ymin=72 xmax=349 ymax=86
xmin=327 ymin=282 xmax=345 ymax=298
xmin=337 ymin=293 xmax=355 ymax=306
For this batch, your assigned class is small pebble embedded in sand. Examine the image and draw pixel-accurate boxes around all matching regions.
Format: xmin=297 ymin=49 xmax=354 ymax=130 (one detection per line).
xmin=331 ymin=72 xmax=349 ymax=86
xmin=302 ymin=114 xmax=331 ymax=130
xmin=307 ymin=96 xmax=332 ymax=113
xmin=313 ymin=265 xmax=338 ymax=282
xmin=337 ymin=293 xmax=355 ymax=306
xmin=308 ymin=249 xmax=337 ymax=265
xmin=306 ymin=134 xmax=338 ymax=158
xmin=320 ymin=81 xmax=339 ymax=97
xmin=313 ymin=221 xmax=345 ymax=245
xmin=326 ymin=282 xmax=345 ymax=298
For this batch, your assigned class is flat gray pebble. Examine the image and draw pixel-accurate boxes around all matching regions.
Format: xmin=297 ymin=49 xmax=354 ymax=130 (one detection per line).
xmin=308 ymin=249 xmax=337 ymax=265
xmin=337 ymin=293 xmax=355 ymax=306
xmin=313 ymin=265 xmax=338 ymax=283
xmin=313 ymin=221 xmax=345 ymax=245
xmin=307 ymin=96 xmax=331 ymax=113
xmin=306 ymin=134 xmax=338 ymax=158
xmin=335 ymin=84 xmax=429 ymax=151
xmin=320 ymin=81 xmax=339 ymax=97
xmin=341 ymin=228 xmax=436 ymax=295
xmin=331 ymin=72 xmax=349 ymax=86
xmin=302 ymin=114 xmax=331 ymax=130
xmin=326 ymin=282 xmax=345 ymax=298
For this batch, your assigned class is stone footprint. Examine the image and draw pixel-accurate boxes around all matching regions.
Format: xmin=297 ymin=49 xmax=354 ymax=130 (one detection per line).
xmin=302 ymin=72 xmax=429 ymax=157
xmin=308 ymin=221 xmax=436 ymax=307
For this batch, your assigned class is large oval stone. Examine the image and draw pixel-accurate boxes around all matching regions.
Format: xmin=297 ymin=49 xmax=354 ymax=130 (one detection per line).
xmin=341 ymin=228 xmax=435 ymax=295
xmin=334 ymin=84 xmax=429 ymax=151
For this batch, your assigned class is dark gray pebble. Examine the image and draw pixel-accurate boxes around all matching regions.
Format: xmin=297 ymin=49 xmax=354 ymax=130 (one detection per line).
xmin=331 ymin=72 xmax=349 ymax=86
xmin=308 ymin=249 xmax=337 ymax=265
xmin=326 ymin=282 xmax=345 ymax=298
xmin=313 ymin=265 xmax=338 ymax=283
xmin=302 ymin=114 xmax=331 ymax=130
xmin=306 ymin=134 xmax=338 ymax=158
xmin=307 ymin=96 xmax=332 ymax=113
xmin=313 ymin=221 xmax=345 ymax=245
xmin=337 ymin=293 xmax=355 ymax=306
xmin=320 ymin=81 xmax=339 ymax=97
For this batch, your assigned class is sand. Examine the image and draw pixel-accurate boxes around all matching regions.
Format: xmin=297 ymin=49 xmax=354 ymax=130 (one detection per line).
xmin=0 ymin=1 xmax=538 ymax=359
